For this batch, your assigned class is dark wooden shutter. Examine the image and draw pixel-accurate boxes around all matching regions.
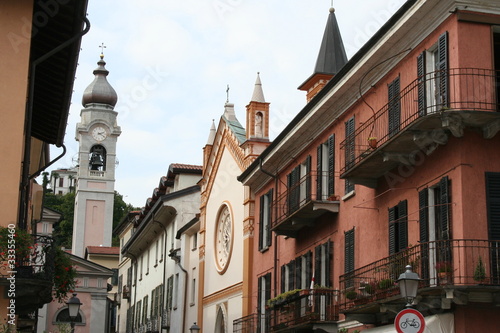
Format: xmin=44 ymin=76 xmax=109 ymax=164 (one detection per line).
xmin=266 ymin=189 xmax=273 ymax=247
xmin=305 ymin=155 xmax=312 ymax=201
xmin=280 ymin=265 xmax=286 ymax=293
xmin=419 ymin=188 xmax=429 ymax=242
xmin=439 ymin=176 xmax=450 ymax=240
xmin=259 ymin=195 xmax=265 ymax=250
xmin=398 ymin=200 xmax=408 ymax=250
xmin=257 ymin=275 xmax=263 ymax=313
xmin=295 ymin=256 xmax=302 ymax=288
xmin=486 ymin=172 xmax=500 ymax=283
xmin=437 ymin=32 xmax=449 ymax=107
xmin=345 ymin=229 xmax=355 ymax=273
xmin=417 ymin=52 xmax=427 ymax=116
xmin=345 ymin=117 xmax=355 ymax=170
xmin=328 ymin=135 xmax=335 ymax=196
xmin=388 ymin=76 xmax=401 ymax=136
xmin=315 ymin=245 xmax=321 ymax=286
xmin=288 ymin=260 xmax=295 ymax=291
xmin=486 ymin=172 xmax=500 ymax=240
xmin=389 ymin=206 xmax=397 ymax=255
xmin=288 ymin=166 xmax=300 ymax=213
xmin=326 ymin=240 xmax=333 ymax=287
xmin=306 ymin=251 xmax=313 ymax=289
xmin=265 ymin=273 xmax=271 ymax=304
xmin=317 ymin=143 xmax=323 ymax=199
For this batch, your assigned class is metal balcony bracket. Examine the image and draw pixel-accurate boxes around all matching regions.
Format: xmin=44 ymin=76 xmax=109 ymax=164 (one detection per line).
xmin=413 ymin=130 xmax=448 ymax=151
xmin=313 ymin=201 xmax=340 ymax=213
xmin=483 ymin=119 xmax=500 ymax=139
xmin=382 ymin=152 xmax=412 ymax=164
xmin=441 ymin=113 xmax=465 ymax=137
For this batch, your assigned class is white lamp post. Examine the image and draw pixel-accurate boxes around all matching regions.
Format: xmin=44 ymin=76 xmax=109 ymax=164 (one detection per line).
xmin=66 ymin=293 xmax=82 ymax=333
xmin=397 ymin=265 xmax=421 ymax=307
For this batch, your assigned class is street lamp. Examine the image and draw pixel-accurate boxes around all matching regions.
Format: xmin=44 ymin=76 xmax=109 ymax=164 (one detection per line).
xmin=66 ymin=293 xmax=82 ymax=332
xmin=397 ymin=265 xmax=421 ymax=307
xmin=189 ymin=322 xmax=200 ymax=333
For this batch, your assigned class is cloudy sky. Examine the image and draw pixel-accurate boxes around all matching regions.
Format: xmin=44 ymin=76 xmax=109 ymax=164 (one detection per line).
xmin=48 ymin=0 xmax=404 ymax=208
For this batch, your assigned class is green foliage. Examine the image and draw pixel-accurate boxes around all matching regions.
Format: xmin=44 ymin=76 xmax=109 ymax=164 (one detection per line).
xmin=473 ymin=256 xmax=486 ymax=282
xmin=345 ymin=290 xmax=358 ymax=300
xmin=378 ymin=278 xmax=394 ymax=290
xmin=44 ymin=191 xmax=136 ymax=248
xmin=0 ymin=227 xmax=33 ymax=261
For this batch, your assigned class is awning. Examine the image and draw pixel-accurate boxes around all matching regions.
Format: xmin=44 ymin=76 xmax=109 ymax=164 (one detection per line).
xmin=361 ymin=313 xmax=454 ymax=333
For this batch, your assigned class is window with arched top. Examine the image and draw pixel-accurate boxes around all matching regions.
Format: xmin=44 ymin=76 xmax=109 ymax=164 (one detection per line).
xmin=214 ymin=306 xmax=226 ymax=333
xmin=89 ymin=145 xmax=107 ymax=171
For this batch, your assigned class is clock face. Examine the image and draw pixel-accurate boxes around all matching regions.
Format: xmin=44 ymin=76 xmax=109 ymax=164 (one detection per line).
xmin=215 ymin=205 xmax=233 ymax=273
xmin=92 ymin=126 xmax=107 ymax=141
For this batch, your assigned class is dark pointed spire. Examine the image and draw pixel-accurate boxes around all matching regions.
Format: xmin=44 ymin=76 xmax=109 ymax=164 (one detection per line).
xmin=314 ymin=7 xmax=347 ymax=75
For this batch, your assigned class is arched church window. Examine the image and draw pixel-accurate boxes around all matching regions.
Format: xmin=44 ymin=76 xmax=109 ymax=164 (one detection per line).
xmin=214 ymin=306 xmax=226 ymax=333
xmin=89 ymin=145 xmax=107 ymax=171
xmin=255 ymin=112 xmax=263 ymax=137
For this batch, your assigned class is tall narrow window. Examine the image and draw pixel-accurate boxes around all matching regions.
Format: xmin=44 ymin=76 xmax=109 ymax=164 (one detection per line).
xmin=388 ymin=76 xmax=401 ymax=136
xmin=259 ymin=189 xmax=273 ymax=250
xmin=295 ymin=251 xmax=313 ymax=289
xmin=166 ymin=276 xmax=173 ymax=310
xmin=314 ymin=240 xmax=333 ymax=287
xmin=257 ymin=273 xmax=271 ymax=333
xmin=388 ymin=200 xmax=408 ymax=255
xmin=287 ymin=157 xmax=311 ymax=214
xmin=317 ymin=135 xmax=335 ymax=200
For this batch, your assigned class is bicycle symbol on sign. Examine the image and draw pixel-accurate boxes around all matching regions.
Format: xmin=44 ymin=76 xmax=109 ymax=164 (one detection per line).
xmin=400 ymin=317 xmax=420 ymax=329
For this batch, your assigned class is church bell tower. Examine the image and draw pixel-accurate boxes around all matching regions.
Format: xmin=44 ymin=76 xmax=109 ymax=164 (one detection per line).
xmin=72 ymin=52 xmax=121 ymax=257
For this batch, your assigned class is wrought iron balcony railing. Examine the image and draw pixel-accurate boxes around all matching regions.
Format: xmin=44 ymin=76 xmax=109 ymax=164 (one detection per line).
xmin=233 ymin=313 xmax=267 ymax=333
xmin=340 ymin=68 xmax=500 ymax=176
xmin=268 ymin=289 xmax=339 ymax=332
xmin=271 ymin=171 xmax=339 ymax=236
xmin=339 ymin=239 xmax=500 ymax=312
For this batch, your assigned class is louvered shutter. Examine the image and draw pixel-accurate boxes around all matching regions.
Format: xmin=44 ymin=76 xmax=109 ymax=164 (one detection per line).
xmin=317 ymin=144 xmax=323 ymax=198
xmin=439 ymin=176 xmax=450 ymax=240
xmin=345 ymin=229 xmax=355 ymax=273
xmin=437 ymin=32 xmax=449 ymax=108
xmin=295 ymin=257 xmax=302 ymax=288
xmin=266 ymin=189 xmax=273 ymax=247
xmin=345 ymin=117 xmax=355 ymax=170
xmin=328 ymin=135 xmax=335 ymax=196
xmin=281 ymin=265 xmax=286 ymax=293
xmin=257 ymin=275 xmax=263 ymax=313
xmin=265 ymin=273 xmax=271 ymax=304
xmin=305 ymin=155 xmax=312 ymax=201
xmin=306 ymin=251 xmax=313 ymax=288
xmin=486 ymin=172 xmax=500 ymax=240
xmin=259 ymin=195 xmax=265 ymax=250
xmin=419 ymin=188 xmax=429 ymax=242
xmin=486 ymin=172 xmax=500 ymax=283
xmin=398 ymin=200 xmax=408 ymax=251
xmin=315 ymin=245 xmax=321 ymax=286
xmin=417 ymin=52 xmax=427 ymax=116
xmin=389 ymin=206 xmax=397 ymax=255
xmin=388 ymin=76 xmax=401 ymax=136
xmin=326 ymin=240 xmax=333 ymax=287
xmin=288 ymin=260 xmax=295 ymax=291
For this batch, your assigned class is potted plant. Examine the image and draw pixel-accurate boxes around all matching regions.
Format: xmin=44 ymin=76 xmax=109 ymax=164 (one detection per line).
xmin=368 ymin=137 xmax=378 ymax=149
xmin=345 ymin=290 xmax=358 ymax=300
xmin=436 ymin=261 xmax=452 ymax=285
xmin=473 ymin=256 xmax=486 ymax=283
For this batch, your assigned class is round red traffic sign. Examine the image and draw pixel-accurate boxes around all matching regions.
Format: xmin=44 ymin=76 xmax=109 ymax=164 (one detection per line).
xmin=394 ymin=308 xmax=425 ymax=333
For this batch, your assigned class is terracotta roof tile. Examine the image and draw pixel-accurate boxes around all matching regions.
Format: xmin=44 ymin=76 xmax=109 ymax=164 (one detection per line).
xmin=86 ymin=246 xmax=120 ymax=255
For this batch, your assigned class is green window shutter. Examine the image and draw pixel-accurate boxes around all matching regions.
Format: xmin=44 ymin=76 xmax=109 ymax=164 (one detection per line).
xmin=259 ymin=194 xmax=265 ymax=250
xmin=267 ymin=189 xmax=273 ymax=247
xmin=486 ymin=172 xmax=500 ymax=240
xmin=419 ymin=188 xmax=429 ymax=242
xmin=317 ymin=143 xmax=323 ymax=197
xmin=328 ymin=135 xmax=335 ymax=196
xmin=437 ymin=32 xmax=449 ymax=107
xmin=417 ymin=52 xmax=427 ymax=116
xmin=281 ymin=265 xmax=286 ymax=293
xmin=388 ymin=206 xmax=397 ymax=255
xmin=388 ymin=76 xmax=401 ymax=136
xmin=315 ymin=244 xmax=322 ymax=286
xmin=305 ymin=155 xmax=312 ymax=201
xmin=344 ymin=229 xmax=355 ymax=273
xmin=288 ymin=260 xmax=295 ymax=291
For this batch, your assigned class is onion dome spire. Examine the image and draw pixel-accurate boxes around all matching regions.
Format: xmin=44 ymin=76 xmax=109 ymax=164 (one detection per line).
xmin=82 ymin=51 xmax=118 ymax=108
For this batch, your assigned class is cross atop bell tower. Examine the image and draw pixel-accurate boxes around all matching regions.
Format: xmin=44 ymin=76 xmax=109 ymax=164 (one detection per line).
xmin=72 ymin=50 xmax=121 ymax=257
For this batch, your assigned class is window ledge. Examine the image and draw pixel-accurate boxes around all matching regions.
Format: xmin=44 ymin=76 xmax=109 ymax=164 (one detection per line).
xmin=342 ymin=190 xmax=355 ymax=201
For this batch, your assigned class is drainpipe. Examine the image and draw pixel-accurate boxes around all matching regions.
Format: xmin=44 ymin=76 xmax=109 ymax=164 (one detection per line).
xmin=169 ymin=248 xmax=188 ymax=333
xmin=19 ymin=17 xmax=90 ymax=229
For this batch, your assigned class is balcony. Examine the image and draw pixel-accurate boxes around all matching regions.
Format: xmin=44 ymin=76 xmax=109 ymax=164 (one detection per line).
xmin=1 ymin=235 xmax=55 ymax=316
xmin=272 ymin=171 xmax=340 ymax=237
xmin=234 ymin=290 xmax=339 ymax=333
xmin=339 ymin=239 xmax=500 ymax=325
xmin=340 ymin=68 xmax=500 ymax=188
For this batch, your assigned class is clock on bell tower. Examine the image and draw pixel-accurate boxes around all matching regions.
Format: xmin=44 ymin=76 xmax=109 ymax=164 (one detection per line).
xmin=71 ymin=53 xmax=121 ymax=257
